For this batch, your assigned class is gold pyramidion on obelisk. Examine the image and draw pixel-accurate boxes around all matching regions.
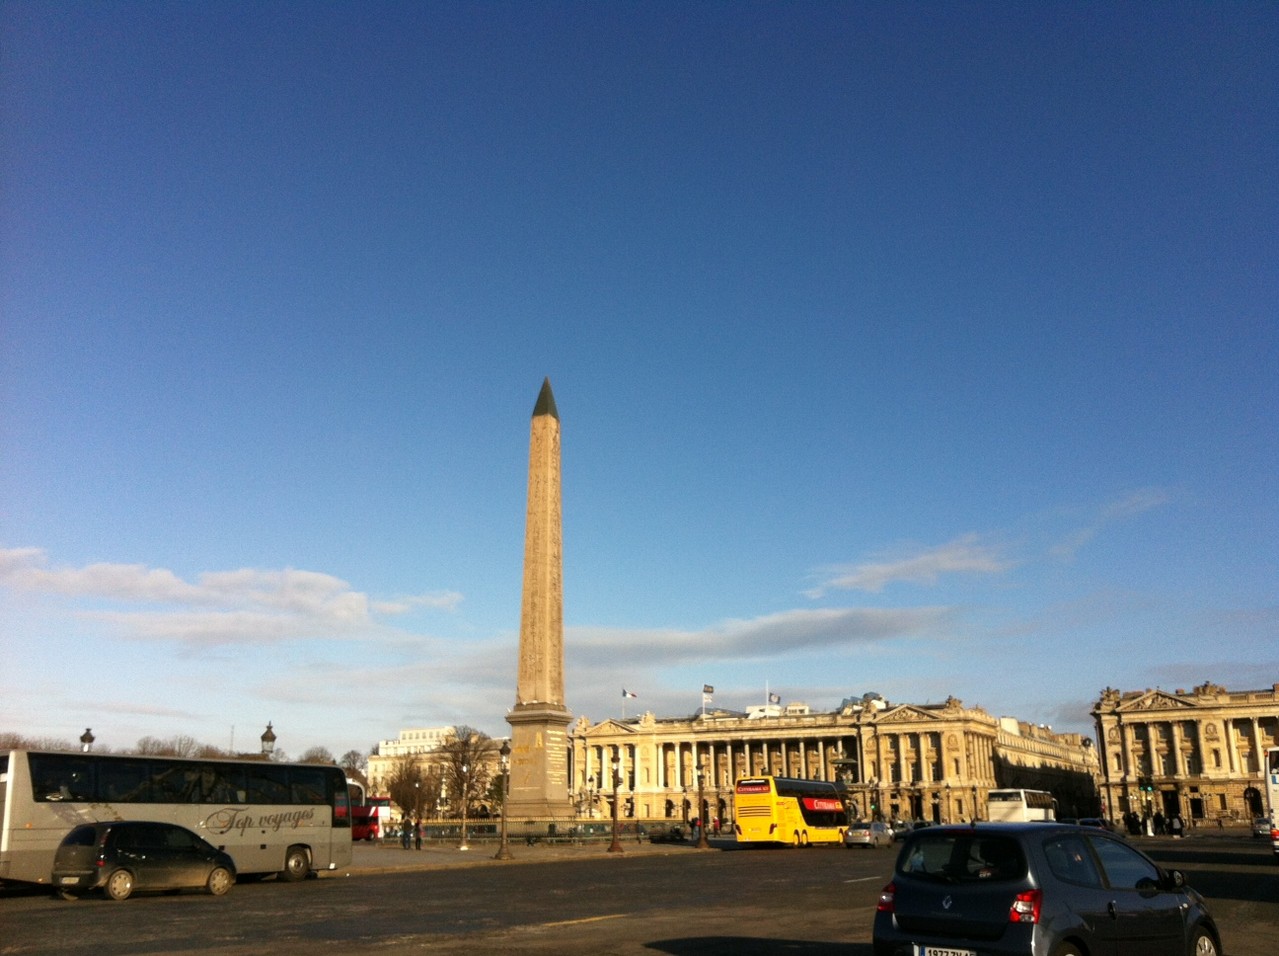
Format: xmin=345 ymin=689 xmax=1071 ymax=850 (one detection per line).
xmin=505 ymin=377 xmax=573 ymax=822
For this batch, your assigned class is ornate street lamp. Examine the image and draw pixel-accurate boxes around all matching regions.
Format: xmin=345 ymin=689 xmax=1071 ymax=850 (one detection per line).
xmin=608 ymin=750 xmax=624 ymax=853
xmin=458 ymin=762 xmax=470 ymax=850
xmin=495 ymin=741 xmax=512 ymax=860
xmin=79 ymin=728 xmax=95 ymax=753
xmin=696 ymin=763 xmax=710 ymax=849
xmin=260 ymin=722 xmax=276 ymax=757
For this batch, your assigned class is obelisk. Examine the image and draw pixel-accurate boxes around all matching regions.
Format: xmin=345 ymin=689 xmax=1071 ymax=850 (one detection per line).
xmin=505 ymin=377 xmax=573 ymax=821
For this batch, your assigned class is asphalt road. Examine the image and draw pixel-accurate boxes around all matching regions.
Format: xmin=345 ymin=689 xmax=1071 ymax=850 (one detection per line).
xmin=2 ymin=833 xmax=1275 ymax=955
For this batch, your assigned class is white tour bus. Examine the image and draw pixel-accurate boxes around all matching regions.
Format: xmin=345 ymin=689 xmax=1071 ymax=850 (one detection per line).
xmin=0 ymin=749 xmax=352 ymax=886
xmin=986 ymin=788 xmax=1057 ymax=822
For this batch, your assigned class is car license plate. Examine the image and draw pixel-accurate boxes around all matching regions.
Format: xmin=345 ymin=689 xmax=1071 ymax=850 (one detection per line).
xmin=58 ymin=876 xmax=80 ymax=885
xmin=916 ymin=948 xmax=975 ymax=956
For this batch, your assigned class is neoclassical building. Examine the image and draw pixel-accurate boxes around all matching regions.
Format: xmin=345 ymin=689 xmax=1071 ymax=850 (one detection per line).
xmin=569 ymin=695 xmax=1100 ymax=826
xmin=366 ymin=726 xmax=455 ymax=796
xmin=1092 ymin=682 xmax=1279 ymax=824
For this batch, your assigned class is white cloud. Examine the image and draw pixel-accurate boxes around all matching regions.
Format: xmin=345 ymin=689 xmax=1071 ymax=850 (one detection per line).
xmin=0 ymin=547 xmax=459 ymax=648
xmin=568 ymin=605 xmax=956 ymax=667
xmin=1050 ymin=487 xmax=1174 ymax=560
xmin=806 ymin=534 xmax=1011 ymax=596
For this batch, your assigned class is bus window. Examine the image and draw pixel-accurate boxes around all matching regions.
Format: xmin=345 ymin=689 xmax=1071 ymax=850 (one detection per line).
xmin=290 ymin=767 xmax=326 ymax=806
xmin=246 ymin=764 xmax=290 ymax=804
xmin=98 ymin=758 xmax=153 ymax=802
xmin=28 ymin=753 xmax=95 ymax=802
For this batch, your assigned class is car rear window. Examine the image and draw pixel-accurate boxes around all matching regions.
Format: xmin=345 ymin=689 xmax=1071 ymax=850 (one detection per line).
xmin=60 ymin=825 xmax=98 ymax=847
xmin=899 ymin=833 xmax=1027 ymax=883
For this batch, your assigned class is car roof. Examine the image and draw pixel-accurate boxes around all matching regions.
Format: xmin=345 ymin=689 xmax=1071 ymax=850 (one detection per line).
xmin=908 ymin=822 xmax=1089 ymax=837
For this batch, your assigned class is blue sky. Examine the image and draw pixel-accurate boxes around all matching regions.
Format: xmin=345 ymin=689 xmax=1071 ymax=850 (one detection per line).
xmin=2 ymin=2 xmax=1275 ymax=761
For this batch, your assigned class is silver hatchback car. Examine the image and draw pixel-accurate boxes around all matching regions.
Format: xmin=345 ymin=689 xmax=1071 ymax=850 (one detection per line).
xmin=846 ymin=820 xmax=893 ymax=849
xmin=873 ymin=822 xmax=1220 ymax=956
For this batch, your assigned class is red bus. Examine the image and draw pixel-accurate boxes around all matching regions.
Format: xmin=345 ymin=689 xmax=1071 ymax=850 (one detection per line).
xmin=352 ymin=796 xmax=391 ymax=841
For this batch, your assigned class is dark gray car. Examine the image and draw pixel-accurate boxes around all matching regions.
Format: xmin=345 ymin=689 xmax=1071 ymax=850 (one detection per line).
xmin=872 ymin=822 xmax=1220 ymax=956
xmin=52 ymin=821 xmax=236 ymax=900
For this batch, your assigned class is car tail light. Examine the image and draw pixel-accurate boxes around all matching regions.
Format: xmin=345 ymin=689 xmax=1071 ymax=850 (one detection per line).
xmin=1009 ymin=888 xmax=1041 ymax=923
xmin=877 ymin=881 xmax=896 ymax=913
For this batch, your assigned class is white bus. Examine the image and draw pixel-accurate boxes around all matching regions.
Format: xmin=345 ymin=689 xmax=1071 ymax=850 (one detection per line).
xmin=0 ymin=749 xmax=352 ymax=886
xmin=1265 ymin=747 xmax=1279 ymax=858
xmin=986 ymin=788 xmax=1057 ymax=822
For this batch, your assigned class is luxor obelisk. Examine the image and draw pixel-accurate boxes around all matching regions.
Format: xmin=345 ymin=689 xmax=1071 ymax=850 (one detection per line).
xmin=505 ymin=378 xmax=573 ymax=821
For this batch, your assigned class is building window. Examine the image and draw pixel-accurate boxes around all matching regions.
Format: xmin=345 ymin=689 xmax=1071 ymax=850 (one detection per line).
xmin=1213 ymin=749 xmax=1221 ymax=769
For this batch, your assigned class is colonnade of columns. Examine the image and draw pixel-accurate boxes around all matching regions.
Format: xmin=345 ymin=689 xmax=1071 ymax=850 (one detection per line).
xmin=1110 ymin=715 xmax=1277 ymax=780
xmin=1099 ymin=710 xmax=1279 ymax=822
xmin=573 ymin=725 xmax=999 ymax=823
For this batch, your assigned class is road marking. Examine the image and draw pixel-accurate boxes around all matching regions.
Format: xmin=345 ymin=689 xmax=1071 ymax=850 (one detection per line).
xmin=845 ymin=876 xmax=881 ymax=883
xmin=540 ymin=914 xmax=628 ymax=928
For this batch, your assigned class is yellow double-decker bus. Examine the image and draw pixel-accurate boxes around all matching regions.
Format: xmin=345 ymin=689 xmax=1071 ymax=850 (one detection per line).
xmin=734 ymin=775 xmax=847 ymax=846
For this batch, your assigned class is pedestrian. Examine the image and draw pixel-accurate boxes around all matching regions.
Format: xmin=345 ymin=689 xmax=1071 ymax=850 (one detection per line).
xmin=415 ymin=816 xmax=422 ymax=850
xmin=401 ymin=819 xmax=411 ymax=849
xmin=1170 ymin=814 xmax=1184 ymax=838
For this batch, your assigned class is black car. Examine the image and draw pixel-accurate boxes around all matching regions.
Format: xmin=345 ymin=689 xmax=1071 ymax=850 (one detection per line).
xmin=873 ymin=821 xmax=1220 ymax=956
xmin=52 ymin=821 xmax=236 ymax=900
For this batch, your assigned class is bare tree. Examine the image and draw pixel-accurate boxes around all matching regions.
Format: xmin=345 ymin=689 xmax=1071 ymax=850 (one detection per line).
xmin=298 ymin=746 xmax=336 ymax=765
xmin=439 ymin=726 xmax=497 ymax=817
xmin=134 ymin=735 xmax=201 ymax=757
xmin=340 ymin=750 xmax=368 ymax=789
xmin=385 ymin=755 xmax=430 ymax=823
xmin=0 ymin=732 xmax=79 ymax=751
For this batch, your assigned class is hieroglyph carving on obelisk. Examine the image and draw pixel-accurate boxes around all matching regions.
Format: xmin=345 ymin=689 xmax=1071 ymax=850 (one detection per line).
xmin=506 ymin=378 xmax=573 ymax=821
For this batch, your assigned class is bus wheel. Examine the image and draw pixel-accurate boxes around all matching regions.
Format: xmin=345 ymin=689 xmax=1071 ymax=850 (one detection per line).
xmin=800 ymin=832 xmax=810 ymax=847
xmin=104 ymin=869 xmax=134 ymax=901
xmin=279 ymin=846 xmax=311 ymax=882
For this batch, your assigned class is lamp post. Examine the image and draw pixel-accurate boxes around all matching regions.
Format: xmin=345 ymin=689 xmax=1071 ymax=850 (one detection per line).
xmin=79 ymin=728 xmax=94 ymax=753
xmin=696 ymin=763 xmax=710 ymax=849
xmin=495 ymin=741 xmax=512 ymax=860
xmin=944 ymin=781 xmax=951 ymax=823
xmin=608 ymin=751 xmax=624 ymax=853
xmin=260 ymin=722 xmax=276 ymax=757
xmin=635 ymin=788 xmax=643 ymax=844
xmin=458 ymin=762 xmax=470 ymax=851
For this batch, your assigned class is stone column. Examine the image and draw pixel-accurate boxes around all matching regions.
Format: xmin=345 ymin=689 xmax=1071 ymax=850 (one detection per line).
xmin=1250 ymin=718 xmax=1264 ymax=775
